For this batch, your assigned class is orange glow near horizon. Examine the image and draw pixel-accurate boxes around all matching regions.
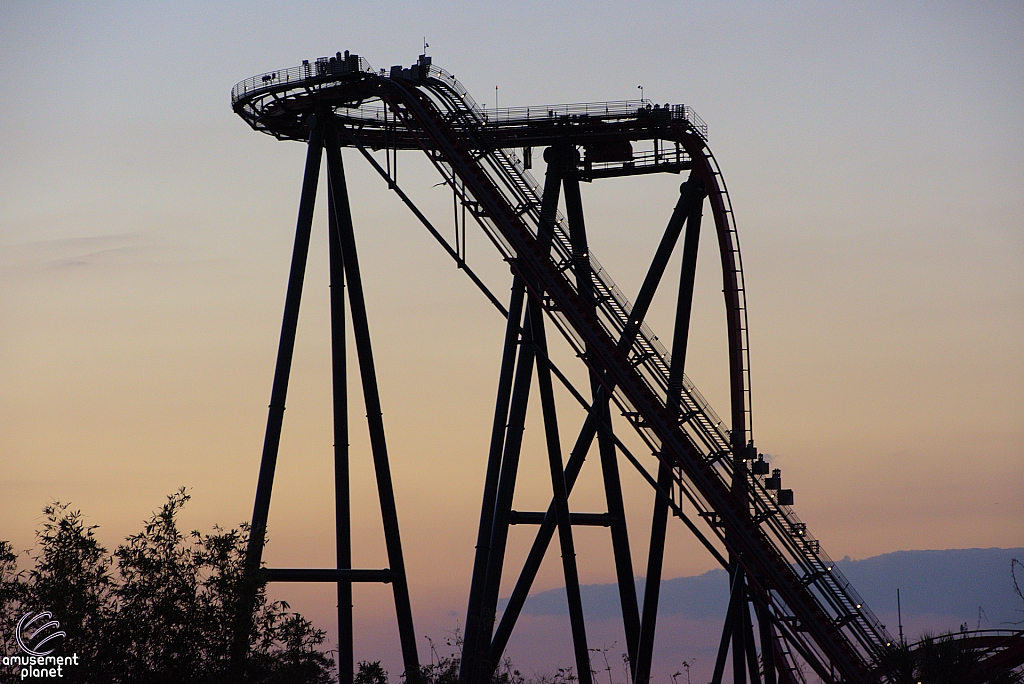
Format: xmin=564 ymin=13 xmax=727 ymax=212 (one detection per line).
xmin=1 ymin=3 xmax=1021 ymax=680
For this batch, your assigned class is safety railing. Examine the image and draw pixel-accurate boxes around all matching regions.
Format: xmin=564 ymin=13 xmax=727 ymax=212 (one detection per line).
xmin=424 ymin=62 xmax=707 ymax=138
xmin=475 ymin=101 xmax=708 ymax=141
xmin=230 ymin=54 xmax=374 ymax=106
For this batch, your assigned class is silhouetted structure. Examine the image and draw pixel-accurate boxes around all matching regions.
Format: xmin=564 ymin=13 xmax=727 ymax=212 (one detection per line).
xmin=230 ymin=53 xmax=1023 ymax=684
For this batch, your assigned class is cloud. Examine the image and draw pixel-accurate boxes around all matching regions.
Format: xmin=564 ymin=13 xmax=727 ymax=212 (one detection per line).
xmin=506 ymin=547 xmax=1024 ymax=627
xmin=0 ymin=233 xmax=195 ymax=277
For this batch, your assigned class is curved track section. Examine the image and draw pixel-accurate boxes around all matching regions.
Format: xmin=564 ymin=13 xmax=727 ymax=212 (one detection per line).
xmin=383 ymin=68 xmax=882 ymax=684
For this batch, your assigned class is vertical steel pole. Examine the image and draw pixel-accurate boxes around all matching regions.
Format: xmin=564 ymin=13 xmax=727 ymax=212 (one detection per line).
xmin=233 ymin=122 xmax=324 ymax=671
xmin=743 ymin=601 xmax=763 ymax=684
xmin=562 ymin=159 xmax=640 ymax=671
xmin=460 ymin=278 xmax=525 ymax=683
xmin=466 ymin=149 xmax=565 ymax=684
xmin=667 ymin=187 xmax=705 ymax=410
xmin=732 ymin=567 xmax=748 ymax=684
xmin=328 ymin=170 xmax=353 ymax=684
xmin=634 ymin=463 xmax=673 ymax=684
xmin=756 ymin=601 xmax=778 ymax=684
xmin=471 ymin=311 xmax=537 ymax=684
xmin=530 ymin=299 xmax=593 ymax=684
xmin=635 ymin=179 xmax=705 ymax=684
xmin=712 ymin=573 xmax=740 ymax=684
xmin=537 ymin=147 xmax=563 ymax=248
xmin=324 ymin=123 xmax=421 ymax=681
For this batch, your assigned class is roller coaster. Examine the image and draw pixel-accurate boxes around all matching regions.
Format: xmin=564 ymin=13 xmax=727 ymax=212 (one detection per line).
xmin=228 ymin=52 xmax=1024 ymax=684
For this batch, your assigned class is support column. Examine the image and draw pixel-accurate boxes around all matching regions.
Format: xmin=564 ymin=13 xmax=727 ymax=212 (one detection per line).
xmin=743 ymin=600 xmax=763 ymax=684
xmin=732 ymin=567 xmax=748 ymax=684
xmin=712 ymin=572 xmax=740 ymax=684
xmin=562 ymin=154 xmax=640 ymax=671
xmin=233 ymin=122 xmax=324 ymax=670
xmin=486 ymin=178 xmax=708 ymax=681
xmin=465 ymin=148 xmax=565 ymax=684
xmin=471 ymin=307 xmax=537 ymax=684
xmin=635 ymin=179 xmax=705 ymax=684
xmin=329 ymin=168 xmax=353 ymax=684
xmin=460 ymin=279 xmax=526 ymax=684
xmin=756 ymin=600 xmax=778 ymax=684
xmin=634 ymin=462 xmax=672 ymax=684
xmin=325 ymin=123 xmax=421 ymax=681
xmin=531 ymin=299 xmax=592 ymax=684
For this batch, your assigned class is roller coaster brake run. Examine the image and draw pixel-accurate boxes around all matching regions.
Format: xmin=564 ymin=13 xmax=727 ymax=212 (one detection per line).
xmin=229 ymin=52 xmax=1024 ymax=684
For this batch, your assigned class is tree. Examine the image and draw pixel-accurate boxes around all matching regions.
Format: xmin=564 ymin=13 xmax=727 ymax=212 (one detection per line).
xmin=0 ymin=490 xmax=333 ymax=684
xmin=878 ymin=640 xmax=916 ymax=684
xmin=22 ymin=502 xmax=117 ymax=680
xmin=0 ymin=541 xmax=26 ymax=661
xmin=356 ymin=660 xmax=390 ymax=684
xmin=879 ymin=632 xmax=1023 ymax=684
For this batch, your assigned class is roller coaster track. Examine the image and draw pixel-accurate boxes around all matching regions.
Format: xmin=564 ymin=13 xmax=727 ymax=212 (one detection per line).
xmin=382 ymin=64 xmax=892 ymax=683
xmin=232 ymin=54 xmax=997 ymax=683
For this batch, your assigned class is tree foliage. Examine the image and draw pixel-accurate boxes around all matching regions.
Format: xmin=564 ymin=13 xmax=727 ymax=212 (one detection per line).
xmin=0 ymin=489 xmax=332 ymax=684
xmin=879 ymin=633 xmax=1023 ymax=684
xmin=6 ymin=495 xmax=1021 ymax=684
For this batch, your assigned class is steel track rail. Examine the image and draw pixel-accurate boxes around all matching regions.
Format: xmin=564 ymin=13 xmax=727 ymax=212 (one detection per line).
xmin=380 ymin=74 xmax=879 ymax=683
xmin=231 ymin=54 xmax=901 ymax=682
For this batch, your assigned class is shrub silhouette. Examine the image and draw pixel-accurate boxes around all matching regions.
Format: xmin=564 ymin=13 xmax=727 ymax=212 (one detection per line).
xmin=879 ymin=632 xmax=1022 ymax=684
xmin=0 ymin=489 xmax=332 ymax=683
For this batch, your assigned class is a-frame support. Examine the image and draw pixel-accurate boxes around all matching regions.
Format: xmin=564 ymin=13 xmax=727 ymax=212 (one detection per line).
xmin=710 ymin=574 xmax=769 ymax=684
xmin=461 ymin=149 xmax=594 ymax=684
xmin=462 ymin=146 xmax=728 ymax=684
xmin=560 ymin=147 xmax=642 ymax=674
xmin=232 ymin=114 xmax=421 ymax=684
xmin=633 ymin=175 xmax=707 ymax=684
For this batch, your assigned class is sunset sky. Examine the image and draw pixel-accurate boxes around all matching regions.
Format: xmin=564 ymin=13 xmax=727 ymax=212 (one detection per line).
xmin=1 ymin=1 xmax=1021 ymax=679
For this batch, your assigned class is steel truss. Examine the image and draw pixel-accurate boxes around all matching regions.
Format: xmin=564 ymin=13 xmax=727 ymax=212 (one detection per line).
xmin=230 ymin=116 xmax=421 ymax=683
xmin=228 ymin=52 xmax=1024 ymax=684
